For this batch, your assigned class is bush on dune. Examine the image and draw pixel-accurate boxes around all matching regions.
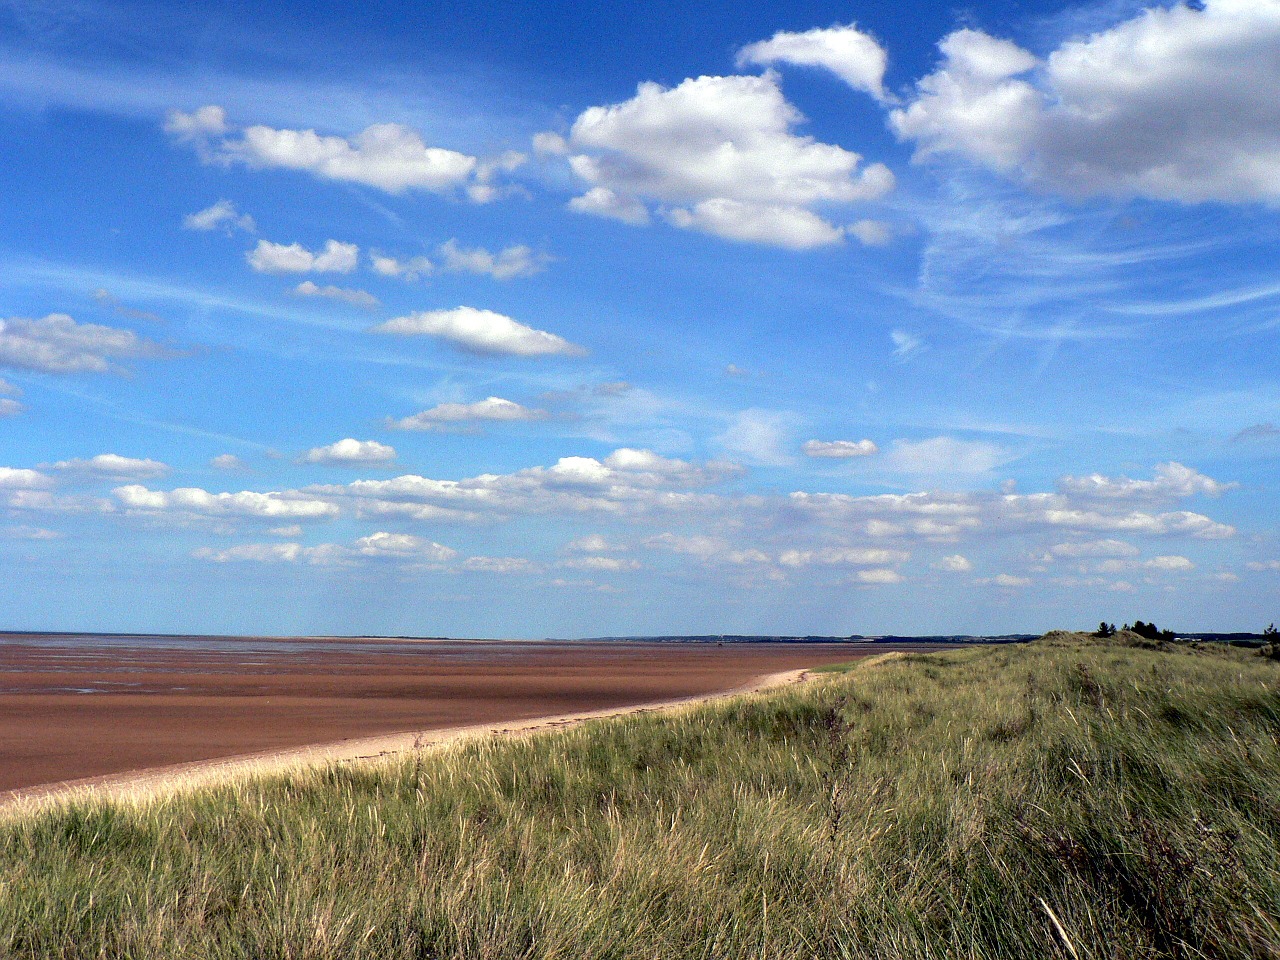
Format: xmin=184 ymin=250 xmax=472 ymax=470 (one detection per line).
xmin=1 ymin=635 xmax=1278 ymax=959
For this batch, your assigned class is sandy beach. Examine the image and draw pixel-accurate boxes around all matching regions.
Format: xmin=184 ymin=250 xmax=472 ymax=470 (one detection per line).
xmin=0 ymin=635 xmax=894 ymax=802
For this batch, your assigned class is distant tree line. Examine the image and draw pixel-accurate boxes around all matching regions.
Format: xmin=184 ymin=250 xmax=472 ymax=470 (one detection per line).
xmin=1094 ymin=620 xmax=1175 ymax=641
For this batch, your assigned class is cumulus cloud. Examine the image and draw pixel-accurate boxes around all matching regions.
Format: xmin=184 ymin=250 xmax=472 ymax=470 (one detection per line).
xmin=210 ymin=454 xmax=247 ymax=470
xmin=114 ymin=484 xmax=338 ymax=519
xmin=560 ymin=555 xmax=641 ymax=572
xmin=0 ymin=467 xmax=51 ymax=489
xmin=437 ymin=240 xmax=549 ymax=280
xmin=984 ymin=573 xmax=1031 ymax=588
xmin=849 ymin=219 xmax=892 ymax=246
xmin=556 ymin=72 xmax=893 ymax=247
xmin=373 ymin=242 xmax=550 ymax=282
xmin=803 ymin=439 xmax=878 ymax=458
xmin=211 ymin=114 xmax=477 ymax=195
xmin=49 ymin=453 xmax=168 ymax=479
xmin=1058 ymin=462 xmax=1234 ymax=500
xmin=0 ymin=314 xmax=170 ymax=375
xmin=568 ymin=187 xmax=651 ymax=225
xmin=389 ymin=397 xmax=548 ymax=432
xmin=737 ymin=23 xmax=889 ymax=100
xmin=301 ymin=438 xmax=397 ymax=466
xmin=353 ymin=531 xmax=456 ymax=561
xmin=856 ymin=568 xmax=904 ymax=584
xmin=311 ymin=448 xmax=740 ymax=523
xmin=247 ymin=239 xmax=358 ymax=275
xmin=462 ymin=555 xmax=537 ymax=574
xmin=883 ymin=436 xmax=1013 ymax=475
xmin=935 ymin=554 xmax=972 ymax=572
xmin=566 ymin=534 xmax=625 ymax=553
xmin=370 ymin=252 xmax=434 ymax=280
xmin=182 ymin=199 xmax=255 ymax=234
xmin=374 ymin=307 xmax=586 ymax=357
xmin=295 ymin=281 xmax=378 ymax=308
xmin=891 ymin=2 xmax=1280 ymax=204
xmin=0 ymin=398 xmax=23 ymax=417
xmin=163 ymin=105 xmax=228 ymax=141
xmin=778 ymin=547 xmax=908 ymax=567
xmin=1049 ymin=539 xmax=1139 ymax=558
xmin=1093 ymin=555 xmax=1195 ymax=573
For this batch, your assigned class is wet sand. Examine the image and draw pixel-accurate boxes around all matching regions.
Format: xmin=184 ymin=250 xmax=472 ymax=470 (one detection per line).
xmin=0 ymin=636 xmax=897 ymax=796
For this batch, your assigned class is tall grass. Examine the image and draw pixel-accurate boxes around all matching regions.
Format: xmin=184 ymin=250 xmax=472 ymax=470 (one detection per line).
xmin=2 ymin=635 xmax=1278 ymax=958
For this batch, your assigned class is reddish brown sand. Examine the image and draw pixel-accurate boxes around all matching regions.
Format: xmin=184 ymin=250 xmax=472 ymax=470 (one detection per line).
xmin=0 ymin=636 xmax=899 ymax=796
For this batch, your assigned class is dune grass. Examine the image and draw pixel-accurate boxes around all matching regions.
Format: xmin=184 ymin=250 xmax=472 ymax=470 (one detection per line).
xmin=2 ymin=634 xmax=1278 ymax=959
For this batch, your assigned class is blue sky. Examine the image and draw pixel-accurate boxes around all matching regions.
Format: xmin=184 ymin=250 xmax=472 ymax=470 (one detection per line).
xmin=1 ymin=0 xmax=1277 ymax=637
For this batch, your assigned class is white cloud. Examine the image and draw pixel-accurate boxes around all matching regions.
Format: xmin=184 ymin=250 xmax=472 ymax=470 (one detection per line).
xmin=301 ymin=438 xmax=397 ymax=466
xmin=247 ymin=239 xmax=358 ymax=275
xmin=1059 ymin=462 xmax=1234 ymax=500
xmin=313 ymin=448 xmax=739 ymax=523
xmin=665 ymin=198 xmax=846 ymax=250
xmin=295 ymin=281 xmax=378 ymax=308
xmin=560 ymin=72 xmax=893 ymax=247
xmin=567 ymin=187 xmax=651 ymax=225
xmin=0 ymin=314 xmax=169 ymax=374
xmin=194 ymin=542 xmax=349 ymax=565
xmin=532 ymin=132 xmax=569 ymax=156
xmin=114 ymin=485 xmax=339 ymax=519
xmin=353 ymin=531 xmax=456 ymax=561
xmin=935 ymin=554 xmax=972 ymax=572
xmin=437 ymin=240 xmax=549 ymax=280
xmin=883 ymin=436 xmax=1012 ymax=475
xmin=462 ymin=555 xmax=537 ymax=574
xmin=566 ymin=534 xmax=625 ymax=553
xmin=0 ymin=467 xmax=51 ymax=489
xmin=737 ymin=23 xmax=889 ymax=100
xmin=370 ymin=252 xmax=433 ymax=280
xmin=164 ymin=105 xmax=228 ymax=141
xmin=182 ymin=199 xmax=255 ymax=234
xmin=0 ymin=398 xmax=23 ymax=417
xmin=4 ymin=525 xmax=61 ymax=540
xmin=210 ymin=454 xmax=247 ymax=470
xmin=803 ymin=438 xmax=878 ymax=458
xmin=644 ymin=534 xmax=771 ymax=567
xmin=374 ymin=307 xmax=586 ymax=358
xmin=561 ymin=555 xmax=641 ymax=572
xmin=856 ymin=568 xmax=904 ymax=584
xmin=1093 ymin=554 xmax=1196 ymax=574
xmin=50 ymin=453 xmax=168 ymax=479
xmin=268 ymin=524 xmax=302 ymax=538
xmin=891 ymin=329 xmax=924 ymax=359
xmin=1145 ymin=555 xmax=1195 ymax=571
xmin=892 ymin=2 xmax=1280 ymax=204
xmin=778 ymin=547 xmax=907 ymax=567
xmin=223 ymin=118 xmax=479 ymax=195
xmin=849 ymin=219 xmax=892 ymax=247
xmin=1049 ymin=539 xmax=1139 ymax=558
xmin=0 ymin=379 xmax=19 ymax=396
xmin=716 ymin=409 xmax=796 ymax=466
xmin=389 ymin=397 xmax=548 ymax=432
xmin=983 ymin=573 xmax=1031 ymax=588
xmin=1246 ymin=560 xmax=1280 ymax=571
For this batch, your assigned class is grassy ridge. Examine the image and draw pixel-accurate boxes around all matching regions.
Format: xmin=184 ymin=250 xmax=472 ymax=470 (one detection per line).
xmin=2 ymin=636 xmax=1278 ymax=958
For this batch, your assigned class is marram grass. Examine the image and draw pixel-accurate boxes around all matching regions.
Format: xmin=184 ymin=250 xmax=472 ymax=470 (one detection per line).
xmin=2 ymin=634 xmax=1278 ymax=959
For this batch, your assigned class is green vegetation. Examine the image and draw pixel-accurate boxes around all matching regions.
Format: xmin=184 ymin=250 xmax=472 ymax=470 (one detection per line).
xmin=2 ymin=635 xmax=1278 ymax=959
